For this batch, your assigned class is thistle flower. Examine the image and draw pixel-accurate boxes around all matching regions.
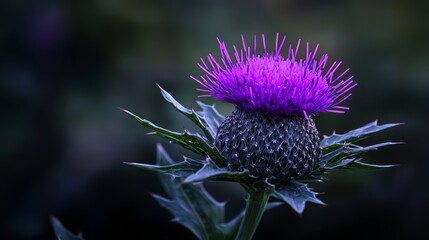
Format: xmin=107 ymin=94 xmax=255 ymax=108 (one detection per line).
xmin=193 ymin=34 xmax=356 ymax=180
xmin=51 ymin=33 xmax=400 ymax=240
xmin=116 ymin=33 xmax=399 ymax=240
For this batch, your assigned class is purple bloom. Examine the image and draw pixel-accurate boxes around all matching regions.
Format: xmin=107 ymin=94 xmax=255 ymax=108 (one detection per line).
xmin=192 ymin=34 xmax=356 ymax=117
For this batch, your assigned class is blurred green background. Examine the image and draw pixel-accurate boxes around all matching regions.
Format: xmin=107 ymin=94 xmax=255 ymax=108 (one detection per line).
xmin=1 ymin=0 xmax=428 ymax=239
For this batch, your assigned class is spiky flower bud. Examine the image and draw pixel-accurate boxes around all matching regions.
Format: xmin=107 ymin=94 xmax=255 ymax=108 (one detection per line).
xmin=215 ymin=107 xmax=321 ymax=180
xmin=193 ymin=34 xmax=355 ymax=180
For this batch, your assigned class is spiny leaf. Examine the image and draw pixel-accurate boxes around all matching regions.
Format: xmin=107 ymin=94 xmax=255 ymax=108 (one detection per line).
xmin=322 ymin=142 xmax=400 ymax=168
xmin=126 ymin=147 xmax=204 ymax=178
xmin=324 ymin=158 xmax=357 ymax=169
xmin=120 ymin=108 xmax=226 ymax=167
xmin=272 ymin=180 xmax=324 ymax=214
xmin=321 ymin=121 xmax=402 ymax=153
xmin=184 ymin=158 xmax=252 ymax=183
xmin=196 ymin=101 xmax=225 ymax=140
xmin=51 ymin=216 xmax=84 ymax=240
xmin=158 ymin=85 xmax=213 ymax=142
xmin=329 ymin=158 xmax=397 ymax=170
xmin=154 ymin=144 xmax=226 ymax=240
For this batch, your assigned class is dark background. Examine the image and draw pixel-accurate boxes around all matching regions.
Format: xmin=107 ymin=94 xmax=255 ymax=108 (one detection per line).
xmin=1 ymin=0 xmax=428 ymax=239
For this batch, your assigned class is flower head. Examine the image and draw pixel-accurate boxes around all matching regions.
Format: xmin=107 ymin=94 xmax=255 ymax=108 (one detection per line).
xmin=215 ymin=107 xmax=322 ymax=180
xmin=192 ymin=33 xmax=356 ymax=117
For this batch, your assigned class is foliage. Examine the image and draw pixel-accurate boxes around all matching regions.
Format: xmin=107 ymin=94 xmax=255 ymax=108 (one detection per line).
xmin=116 ymin=86 xmax=400 ymax=239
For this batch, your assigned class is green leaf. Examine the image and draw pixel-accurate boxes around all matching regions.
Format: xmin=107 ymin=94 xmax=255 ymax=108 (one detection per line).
xmin=120 ymin=108 xmax=226 ymax=167
xmin=348 ymin=160 xmax=397 ymax=169
xmin=321 ymin=121 xmax=402 ymax=153
xmin=330 ymin=158 xmax=397 ymax=170
xmin=196 ymin=101 xmax=225 ymax=140
xmin=272 ymin=180 xmax=324 ymax=214
xmin=153 ymin=144 xmax=227 ymax=240
xmin=120 ymin=108 xmax=203 ymax=154
xmin=184 ymin=158 xmax=252 ymax=183
xmin=158 ymin=85 xmax=213 ymax=142
xmin=126 ymin=145 xmax=204 ymax=178
xmin=322 ymin=142 xmax=399 ymax=168
xmin=324 ymin=158 xmax=356 ymax=169
xmin=51 ymin=216 xmax=84 ymax=240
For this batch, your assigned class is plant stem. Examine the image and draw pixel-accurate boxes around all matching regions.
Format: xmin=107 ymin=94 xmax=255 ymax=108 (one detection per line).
xmin=235 ymin=185 xmax=270 ymax=240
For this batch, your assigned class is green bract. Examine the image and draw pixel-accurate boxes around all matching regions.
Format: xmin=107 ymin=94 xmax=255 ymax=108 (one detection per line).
xmin=117 ymin=85 xmax=400 ymax=240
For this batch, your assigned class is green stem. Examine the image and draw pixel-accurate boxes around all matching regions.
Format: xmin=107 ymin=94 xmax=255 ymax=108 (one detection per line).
xmin=235 ymin=185 xmax=270 ymax=240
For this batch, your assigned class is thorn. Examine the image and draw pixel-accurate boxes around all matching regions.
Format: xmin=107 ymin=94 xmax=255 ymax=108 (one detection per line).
xmin=303 ymin=110 xmax=309 ymax=120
